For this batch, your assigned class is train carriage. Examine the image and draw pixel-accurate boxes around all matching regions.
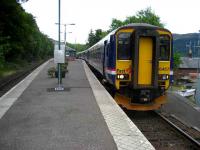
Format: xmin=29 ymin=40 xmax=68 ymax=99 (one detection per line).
xmin=78 ymin=23 xmax=173 ymax=111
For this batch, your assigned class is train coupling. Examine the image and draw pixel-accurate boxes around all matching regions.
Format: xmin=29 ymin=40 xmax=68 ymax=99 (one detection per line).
xmin=139 ymin=90 xmax=151 ymax=102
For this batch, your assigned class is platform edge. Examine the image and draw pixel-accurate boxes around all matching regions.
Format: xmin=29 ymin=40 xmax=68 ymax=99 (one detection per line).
xmin=82 ymin=61 xmax=155 ymax=150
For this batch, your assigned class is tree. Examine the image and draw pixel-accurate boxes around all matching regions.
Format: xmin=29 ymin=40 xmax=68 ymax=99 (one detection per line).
xmin=173 ymin=52 xmax=182 ymax=70
xmin=135 ymin=7 xmax=164 ymax=27
xmin=71 ymin=7 xmax=165 ymax=51
xmin=109 ymin=19 xmax=124 ymax=32
xmin=67 ymin=43 xmax=88 ymax=53
xmin=93 ymin=29 xmax=107 ymax=43
xmin=16 ymin=0 xmax=29 ymax=4
xmin=87 ymin=29 xmax=96 ymax=47
xmin=0 ymin=34 xmax=11 ymax=68
xmin=0 ymin=0 xmax=53 ymax=67
xmin=86 ymin=29 xmax=107 ymax=47
xmin=109 ymin=7 xmax=164 ymax=31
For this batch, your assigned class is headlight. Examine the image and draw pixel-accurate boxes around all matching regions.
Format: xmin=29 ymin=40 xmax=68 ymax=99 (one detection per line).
xmin=162 ymin=74 xmax=167 ymax=80
xmin=159 ymin=74 xmax=169 ymax=80
xmin=116 ymin=74 xmax=129 ymax=80
xmin=120 ymin=75 xmax=124 ymax=79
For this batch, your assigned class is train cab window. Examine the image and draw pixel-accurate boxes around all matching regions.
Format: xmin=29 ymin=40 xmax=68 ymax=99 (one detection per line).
xmin=159 ymin=35 xmax=170 ymax=60
xmin=117 ymin=32 xmax=131 ymax=60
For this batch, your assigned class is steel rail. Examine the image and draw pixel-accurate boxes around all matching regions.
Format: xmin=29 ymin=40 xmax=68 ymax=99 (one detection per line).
xmin=156 ymin=111 xmax=200 ymax=147
xmin=0 ymin=59 xmax=49 ymax=96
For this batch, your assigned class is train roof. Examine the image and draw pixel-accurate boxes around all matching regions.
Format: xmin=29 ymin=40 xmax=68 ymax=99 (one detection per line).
xmin=78 ymin=23 xmax=171 ymax=54
xmin=116 ymin=23 xmax=171 ymax=33
xmin=121 ymin=23 xmax=159 ymax=28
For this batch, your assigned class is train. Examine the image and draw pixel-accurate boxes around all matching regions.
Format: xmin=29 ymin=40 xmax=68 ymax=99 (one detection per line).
xmin=78 ymin=23 xmax=173 ymax=111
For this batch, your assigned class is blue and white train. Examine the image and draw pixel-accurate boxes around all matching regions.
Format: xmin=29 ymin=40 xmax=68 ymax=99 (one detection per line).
xmin=78 ymin=23 xmax=173 ymax=110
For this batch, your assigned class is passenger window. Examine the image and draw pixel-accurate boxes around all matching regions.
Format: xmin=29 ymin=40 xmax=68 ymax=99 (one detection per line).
xmin=117 ymin=32 xmax=131 ymax=60
xmin=159 ymin=35 xmax=170 ymax=60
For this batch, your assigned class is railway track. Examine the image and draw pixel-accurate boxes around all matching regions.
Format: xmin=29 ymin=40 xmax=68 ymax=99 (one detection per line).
xmin=125 ymin=110 xmax=200 ymax=150
xmin=0 ymin=59 xmax=48 ymax=97
xmin=87 ymin=62 xmax=200 ymax=149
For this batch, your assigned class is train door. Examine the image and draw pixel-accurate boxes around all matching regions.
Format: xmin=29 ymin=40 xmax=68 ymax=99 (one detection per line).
xmin=104 ymin=42 xmax=110 ymax=78
xmin=138 ymin=37 xmax=153 ymax=85
xmin=103 ymin=41 xmax=107 ymax=76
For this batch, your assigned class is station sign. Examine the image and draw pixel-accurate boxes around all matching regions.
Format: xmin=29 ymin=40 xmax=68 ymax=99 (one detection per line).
xmin=54 ymin=44 xmax=65 ymax=64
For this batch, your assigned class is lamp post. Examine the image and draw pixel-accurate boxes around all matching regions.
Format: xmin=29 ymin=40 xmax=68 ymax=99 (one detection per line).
xmin=55 ymin=23 xmax=76 ymax=43
xmin=56 ymin=0 xmax=75 ymax=88
xmin=63 ymin=24 xmax=75 ymax=44
xmin=55 ymin=23 xmax=75 ymax=44
xmin=57 ymin=0 xmax=61 ymax=86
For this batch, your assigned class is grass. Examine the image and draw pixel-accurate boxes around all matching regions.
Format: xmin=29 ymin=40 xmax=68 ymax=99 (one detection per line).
xmin=0 ymin=68 xmax=16 ymax=78
xmin=0 ymin=60 xmax=38 ymax=78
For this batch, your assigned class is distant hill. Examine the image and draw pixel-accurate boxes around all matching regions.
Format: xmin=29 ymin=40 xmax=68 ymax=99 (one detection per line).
xmin=173 ymin=33 xmax=200 ymax=57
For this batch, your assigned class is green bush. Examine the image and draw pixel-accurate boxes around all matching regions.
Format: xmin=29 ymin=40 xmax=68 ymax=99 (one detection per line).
xmin=47 ymin=62 xmax=68 ymax=78
xmin=47 ymin=67 xmax=56 ymax=78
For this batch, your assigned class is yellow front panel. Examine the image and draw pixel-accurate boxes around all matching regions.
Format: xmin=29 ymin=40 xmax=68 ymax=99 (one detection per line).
xmin=159 ymin=61 xmax=170 ymax=89
xmin=116 ymin=60 xmax=132 ymax=76
xmin=115 ymin=60 xmax=132 ymax=89
xmin=138 ymin=37 xmax=153 ymax=85
xmin=158 ymin=61 xmax=170 ymax=74
xmin=115 ymin=28 xmax=134 ymax=89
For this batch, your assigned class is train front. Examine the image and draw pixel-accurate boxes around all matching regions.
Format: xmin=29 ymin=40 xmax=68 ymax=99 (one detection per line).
xmin=114 ymin=24 xmax=172 ymax=111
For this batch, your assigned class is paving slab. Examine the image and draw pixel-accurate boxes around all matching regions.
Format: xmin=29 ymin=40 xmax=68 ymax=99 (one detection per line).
xmin=0 ymin=60 xmax=117 ymax=150
xmin=0 ymin=59 xmax=155 ymax=150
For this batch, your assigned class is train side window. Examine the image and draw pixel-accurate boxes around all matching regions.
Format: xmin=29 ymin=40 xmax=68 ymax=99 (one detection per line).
xmin=159 ymin=35 xmax=170 ymax=60
xmin=117 ymin=32 xmax=131 ymax=60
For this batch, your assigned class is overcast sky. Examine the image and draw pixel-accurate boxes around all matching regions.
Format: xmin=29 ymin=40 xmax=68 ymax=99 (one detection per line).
xmin=22 ymin=0 xmax=200 ymax=44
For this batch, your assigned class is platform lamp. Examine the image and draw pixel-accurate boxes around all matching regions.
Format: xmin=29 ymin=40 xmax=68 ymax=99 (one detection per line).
xmin=56 ymin=0 xmax=72 ymax=89
xmin=64 ymin=24 xmax=75 ymax=44
xmin=55 ymin=23 xmax=75 ymax=44
xmin=56 ymin=0 xmax=61 ymax=89
xmin=55 ymin=23 xmax=74 ymax=84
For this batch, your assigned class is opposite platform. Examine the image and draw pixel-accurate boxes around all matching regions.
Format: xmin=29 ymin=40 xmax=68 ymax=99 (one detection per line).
xmin=0 ymin=59 xmax=154 ymax=150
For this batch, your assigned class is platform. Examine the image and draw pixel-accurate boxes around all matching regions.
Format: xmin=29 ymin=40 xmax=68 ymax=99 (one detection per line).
xmin=0 ymin=59 xmax=154 ymax=150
